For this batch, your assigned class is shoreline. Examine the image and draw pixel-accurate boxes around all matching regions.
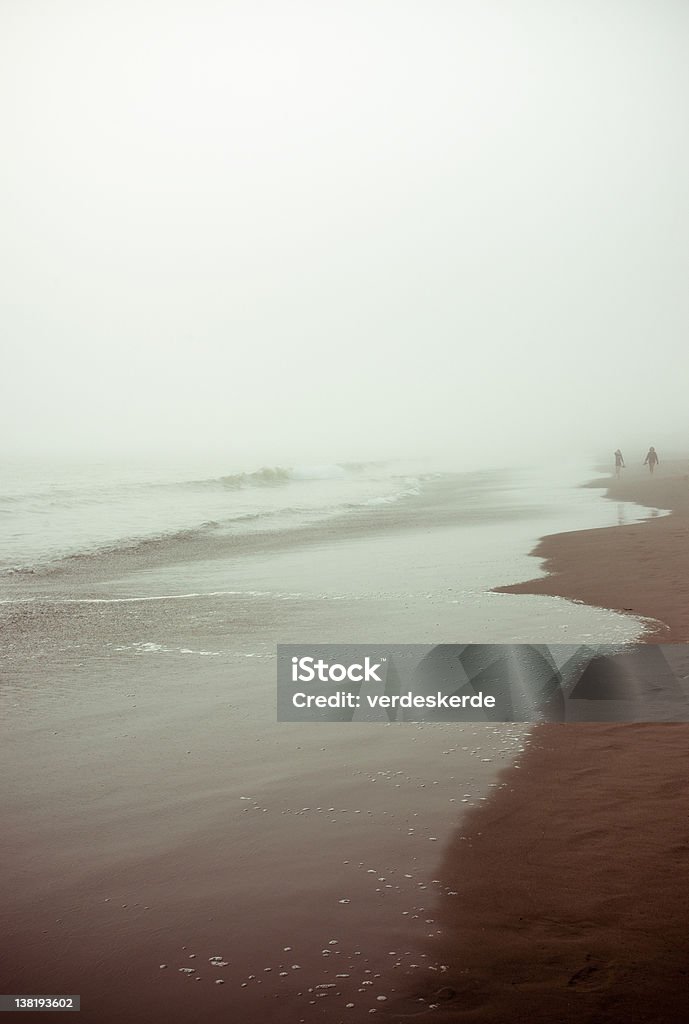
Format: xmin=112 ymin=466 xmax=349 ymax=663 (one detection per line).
xmin=495 ymin=461 xmax=689 ymax=642
xmin=404 ymin=463 xmax=689 ymax=1022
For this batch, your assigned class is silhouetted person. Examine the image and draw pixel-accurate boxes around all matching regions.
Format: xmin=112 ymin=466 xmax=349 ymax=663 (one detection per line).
xmin=643 ymin=446 xmax=659 ymax=474
xmin=614 ymin=449 xmax=625 ymax=477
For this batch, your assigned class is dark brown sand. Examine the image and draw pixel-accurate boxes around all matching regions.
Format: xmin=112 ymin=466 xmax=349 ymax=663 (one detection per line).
xmin=400 ymin=464 xmax=689 ymax=1023
xmin=410 ymin=722 xmax=689 ymax=1024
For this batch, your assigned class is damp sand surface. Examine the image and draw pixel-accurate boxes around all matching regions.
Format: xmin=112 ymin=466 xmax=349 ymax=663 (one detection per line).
xmin=1 ymin=610 xmax=527 ymax=1023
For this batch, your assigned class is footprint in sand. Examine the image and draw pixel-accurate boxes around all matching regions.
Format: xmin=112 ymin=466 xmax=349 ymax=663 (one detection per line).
xmin=567 ymin=956 xmax=614 ymax=990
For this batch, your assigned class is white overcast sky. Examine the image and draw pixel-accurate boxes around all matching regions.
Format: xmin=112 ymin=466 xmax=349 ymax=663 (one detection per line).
xmin=2 ymin=0 xmax=688 ymax=467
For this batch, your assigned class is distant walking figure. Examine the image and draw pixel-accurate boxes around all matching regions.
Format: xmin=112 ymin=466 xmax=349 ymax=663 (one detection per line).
xmin=644 ymin=446 xmax=659 ymax=474
xmin=614 ymin=449 xmax=625 ymax=477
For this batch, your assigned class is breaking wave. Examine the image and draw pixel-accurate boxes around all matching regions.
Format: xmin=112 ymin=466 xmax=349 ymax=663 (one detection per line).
xmin=0 ymin=458 xmax=427 ymax=575
xmin=184 ymin=462 xmax=388 ymax=491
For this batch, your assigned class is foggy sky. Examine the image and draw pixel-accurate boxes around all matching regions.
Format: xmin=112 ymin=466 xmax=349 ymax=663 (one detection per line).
xmin=2 ymin=0 xmax=688 ymax=469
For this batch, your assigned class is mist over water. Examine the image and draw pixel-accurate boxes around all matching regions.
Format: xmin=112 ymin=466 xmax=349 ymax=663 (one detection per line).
xmin=2 ymin=7 xmax=688 ymax=1021
xmin=0 ymin=0 xmax=683 ymax=903
xmin=1 ymin=450 xmax=662 ymax=575
xmin=2 ymin=0 xmax=689 ymax=469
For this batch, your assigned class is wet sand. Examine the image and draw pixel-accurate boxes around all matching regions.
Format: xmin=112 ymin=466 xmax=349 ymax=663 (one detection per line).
xmin=1 ymin=535 xmax=535 ymax=1024
xmin=0 ymin=651 xmax=524 ymax=1022
xmin=411 ymin=722 xmax=689 ymax=1023
xmin=407 ymin=463 xmax=689 ymax=1023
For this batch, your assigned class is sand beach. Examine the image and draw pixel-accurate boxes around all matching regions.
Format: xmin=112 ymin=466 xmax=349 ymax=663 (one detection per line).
xmin=407 ymin=462 xmax=689 ymax=1023
xmin=5 ymin=2 xmax=689 ymax=1019
xmin=0 ymin=463 xmax=687 ymax=1023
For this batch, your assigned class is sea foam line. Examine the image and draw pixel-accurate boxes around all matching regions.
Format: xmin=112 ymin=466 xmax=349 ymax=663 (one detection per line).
xmin=0 ymin=590 xmax=310 ymax=605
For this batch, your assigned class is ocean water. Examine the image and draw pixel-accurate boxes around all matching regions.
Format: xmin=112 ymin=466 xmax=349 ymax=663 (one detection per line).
xmin=0 ymin=455 xmax=661 ymax=654
xmin=0 ymin=457 xmax=424 ymax=572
